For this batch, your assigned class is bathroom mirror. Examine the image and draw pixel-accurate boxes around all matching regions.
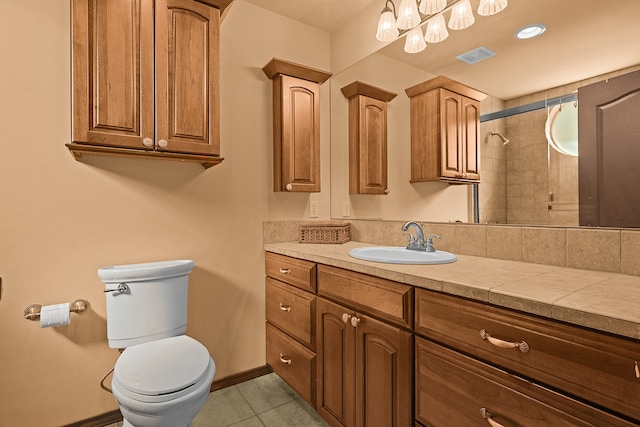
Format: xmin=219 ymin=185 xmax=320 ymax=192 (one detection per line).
xmin=328 ymin=0 xmax=640 ymax=227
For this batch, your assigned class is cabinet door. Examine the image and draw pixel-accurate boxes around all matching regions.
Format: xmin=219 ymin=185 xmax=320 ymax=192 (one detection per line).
xmin=350 ymin=96 xmax=388 ymax=194
xmin=316 ymin=298 xmax=356 ymax=427
xmin=439 ymin=89 xmax=463 ymax=180
xmin=72 ymin=0 xmax=155 ymax=150
xmin=461 ymin=96 xmax=480 ymax=180
xmin=278 ymin=75 xmax=322 ymax=192
xmin=155 ymin=0 xmax=220 ymax=155
xmin=355 ymin=313 xmax=412 ymax=427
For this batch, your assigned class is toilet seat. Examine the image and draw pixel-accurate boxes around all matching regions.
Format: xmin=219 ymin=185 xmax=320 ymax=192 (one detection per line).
xmin=113 ymin=335 xmax=213 ymax=403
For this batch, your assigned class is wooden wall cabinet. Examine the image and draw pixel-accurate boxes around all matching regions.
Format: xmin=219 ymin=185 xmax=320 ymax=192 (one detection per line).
xmin=341 ymin=82 xmax=397 ymax=195
xmin=68 ymin=0 xmax=229 ymax=169
xmin=405 ymin=76 xmax=486 ymax=184
xmin=262 ymin=58 xmax=332 ymax=192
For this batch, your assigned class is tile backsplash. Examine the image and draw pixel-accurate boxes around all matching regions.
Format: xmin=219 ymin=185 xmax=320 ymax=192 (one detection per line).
xmin=264 ymin=219 xmax=640 ymax=277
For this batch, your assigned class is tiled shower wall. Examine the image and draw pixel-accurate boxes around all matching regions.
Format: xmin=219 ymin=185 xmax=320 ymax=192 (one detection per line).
xmin=264 ymin=219 xmax=640 ymax=277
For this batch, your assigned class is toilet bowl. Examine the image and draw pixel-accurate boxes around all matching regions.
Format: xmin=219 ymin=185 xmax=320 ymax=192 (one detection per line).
xmin=98 ymin=260 xmax=215 ymax=427
xmin=112 ymin=336 xmax=215 ymax=427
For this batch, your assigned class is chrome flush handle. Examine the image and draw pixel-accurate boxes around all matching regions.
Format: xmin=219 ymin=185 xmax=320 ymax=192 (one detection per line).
xmin=104 ymin=283 xmax=129 ymax=295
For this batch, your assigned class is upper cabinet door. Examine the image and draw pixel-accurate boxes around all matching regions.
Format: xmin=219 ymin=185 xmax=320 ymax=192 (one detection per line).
xmin=341 ymin=81 xmax=397 ymax=195
xmin=281 ymin=75 xmax=322 ymax=192
xmin=155 ymin=0 xmax=220 ymax=155
xmin=262 ymin=58 xmax=332 ymax=193
xmin=72 ymin=0 xmax=155 ymax=150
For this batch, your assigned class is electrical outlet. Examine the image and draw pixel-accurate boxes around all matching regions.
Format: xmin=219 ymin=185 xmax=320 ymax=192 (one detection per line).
xmin=309 ymin=201 xmax=319 ymax=218
xmin=342 ymin=201 xmax=351 ymax=217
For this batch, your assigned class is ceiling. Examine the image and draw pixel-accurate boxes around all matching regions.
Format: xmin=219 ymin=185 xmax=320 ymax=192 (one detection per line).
xmin=245 ymin=0 xmax=640 ymax=99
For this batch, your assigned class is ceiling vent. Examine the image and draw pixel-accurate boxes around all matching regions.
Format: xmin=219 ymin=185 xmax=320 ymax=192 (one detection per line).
xmin=456 ymin=46 xmax=496 ymax=64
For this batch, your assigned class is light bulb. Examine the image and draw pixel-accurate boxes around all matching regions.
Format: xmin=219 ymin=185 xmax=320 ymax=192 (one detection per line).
xmin=448 ymin=0 xmax=475 ymax=30
xmin=404 ymin=26 xmax=427 ymax=53
xmin=424 ymin=13 xmax=448 ymax=43
xmin=396 ymin=0 xmax=421 ymax=30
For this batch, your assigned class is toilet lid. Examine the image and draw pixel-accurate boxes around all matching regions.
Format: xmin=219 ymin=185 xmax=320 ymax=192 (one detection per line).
xmin=114 ymin=335 xmax=211 ymax=396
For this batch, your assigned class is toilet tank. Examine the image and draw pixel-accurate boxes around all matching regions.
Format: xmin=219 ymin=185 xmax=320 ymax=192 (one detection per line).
xmin=98 ymin=260 xmax=195 ymax=348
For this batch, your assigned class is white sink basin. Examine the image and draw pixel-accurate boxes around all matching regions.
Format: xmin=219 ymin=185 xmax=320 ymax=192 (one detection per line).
xmin=348 ymin=246 xmax=457 ymax=265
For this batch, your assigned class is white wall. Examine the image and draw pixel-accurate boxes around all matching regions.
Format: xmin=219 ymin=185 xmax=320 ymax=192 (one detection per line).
xmin=0 ymin=1 xmax=330 ymax=425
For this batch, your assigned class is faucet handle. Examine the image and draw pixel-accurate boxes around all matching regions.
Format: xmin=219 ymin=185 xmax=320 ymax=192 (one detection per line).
xmin=425 ymin=234 xmax=440 ymax=252
xmin=405 ymin=232 xmax=417 ymax=246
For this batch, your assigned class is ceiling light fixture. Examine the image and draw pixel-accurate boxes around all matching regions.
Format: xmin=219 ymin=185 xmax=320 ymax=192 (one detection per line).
xmin=515 ymin=23 xmax=546 ymax=40
xmin=477 ymin=0 xmax=507 ymax=16
xmin=376 ymin=0 xmax=508 ymax=54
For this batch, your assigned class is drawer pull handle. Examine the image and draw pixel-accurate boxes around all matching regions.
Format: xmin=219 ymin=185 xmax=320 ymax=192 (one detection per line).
xmin=279 ymin=268 xmax=291 ymax=274
xmin=342 ymin=313 xmax=352 ymax=324
xmin=480 ymin=408 xmax=504 ymax=427
xmin=480 ymin=329 xmax=529 ymax=353
xmin=279 ymin=303 xmax=292 ymax=312
xmin=279 ymin=353 xmax=292 ymax=365
xmin=635 ymin=361 xmax=639 ymax=379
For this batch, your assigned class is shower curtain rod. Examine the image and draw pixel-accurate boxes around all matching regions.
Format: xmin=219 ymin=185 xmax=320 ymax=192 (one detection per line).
xmin=480 ymin=92 xmax=578 ymax=123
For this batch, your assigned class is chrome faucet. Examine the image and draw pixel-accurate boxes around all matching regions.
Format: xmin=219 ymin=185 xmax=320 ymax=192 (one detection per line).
xmin=402 ymin=221 xmax=425 ymax=251
xmin=402 ymin=221 xmax=440 ymax=252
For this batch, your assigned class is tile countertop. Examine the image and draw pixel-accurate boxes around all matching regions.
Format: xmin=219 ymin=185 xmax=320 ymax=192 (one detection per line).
xmin=264 ymin=241 xmax=640 ymax=341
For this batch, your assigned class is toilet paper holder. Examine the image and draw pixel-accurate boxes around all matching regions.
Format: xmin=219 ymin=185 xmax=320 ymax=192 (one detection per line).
xmin=24 ymin=300 xmax=89 ymax=321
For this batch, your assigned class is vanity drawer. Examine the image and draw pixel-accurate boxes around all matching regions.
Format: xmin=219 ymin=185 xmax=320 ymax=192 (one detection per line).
xmin=265 ymin=277 xmax=316 ymax=349
xmin=415 ymin=289 xmax=640 ymax=422
xmin=416 ymin=337 xmax=636 ymax=427
xmin=265 ymin=252 xmax=317 ymax=293
xmin=266 ymin=322 xmax=316 ymax=406
xmin=317 ymin=264 xmax=413 ymax=329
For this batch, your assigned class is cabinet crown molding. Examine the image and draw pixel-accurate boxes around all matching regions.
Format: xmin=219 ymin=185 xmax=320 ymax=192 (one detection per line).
xmin=341 ymin=81 xmax=397 ymax=103
xmin=196 ymin=0 xmax=233 ymax=12
xmin=405 ymin=75 xmax=487 ymax=101
xmin=262 ymin=58 xmax=332 ymax=84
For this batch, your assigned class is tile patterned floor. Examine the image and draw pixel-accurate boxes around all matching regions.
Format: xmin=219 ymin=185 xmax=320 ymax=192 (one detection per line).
xmin=105 ymin=373 xmax=330 ymax=427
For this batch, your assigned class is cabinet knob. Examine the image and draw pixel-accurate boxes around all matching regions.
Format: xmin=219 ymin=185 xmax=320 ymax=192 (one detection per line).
xmin=635 ymin=361 xmax=639 ymax=379
xmin=350 ymin=316 xmax=360 ymax=328
xmin=142 ymin=137 xmax=154 ymax=147
xmin=279 ymin=268 xmax=291 ymax=274
xmin=157 ymin=139 xmax=168 ymax=148
xmin=279 ymin=353 xmax=292 ymax=365
xmin=342 ymin=313 xmax=351 ymax=324
xmin=285 ymin=183 xmax=293 ymax=191
xmin=384 ymin=188 xmax=390 ymax=194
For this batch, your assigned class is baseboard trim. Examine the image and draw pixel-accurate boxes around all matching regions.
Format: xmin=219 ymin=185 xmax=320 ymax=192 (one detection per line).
xmin=65 ymin=365 xmax=273 ymax=427
xmin=210 ymin=364 xmax=273 ymax=392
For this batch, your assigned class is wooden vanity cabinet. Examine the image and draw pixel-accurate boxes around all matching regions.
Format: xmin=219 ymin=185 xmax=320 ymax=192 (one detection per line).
xmin=405 ymin=76 xmax=486 ymax=183
xmin=69 ymin=0 xmax=227 ymax=168
xmin=262 ymin=58 xmax=332 ymax=192
xmin=341 ymin=82 xmax=397 ymax=195
xmin=264 ymin=253 xmax=317 ymax=405
xmin=316 ymin=265 xmax=413 ymax=427
xmin=416 ymin=337 xmax=637 ymax=427
xmin=415 ymin=288 xmax=640 ymax=426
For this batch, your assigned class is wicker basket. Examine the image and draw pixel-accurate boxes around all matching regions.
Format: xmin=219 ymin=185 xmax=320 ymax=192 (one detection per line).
xmin=298 ymin=221 xmax=351 ymax=244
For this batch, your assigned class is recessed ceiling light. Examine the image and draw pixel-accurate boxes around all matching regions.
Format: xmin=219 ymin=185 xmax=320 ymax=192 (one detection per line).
xmin=515 ymin=24 xmax=546 ymax=40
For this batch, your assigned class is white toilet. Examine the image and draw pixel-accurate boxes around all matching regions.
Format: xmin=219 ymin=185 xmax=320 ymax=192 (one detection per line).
xmin=98 ymin=260 xmax=215 ymax=427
